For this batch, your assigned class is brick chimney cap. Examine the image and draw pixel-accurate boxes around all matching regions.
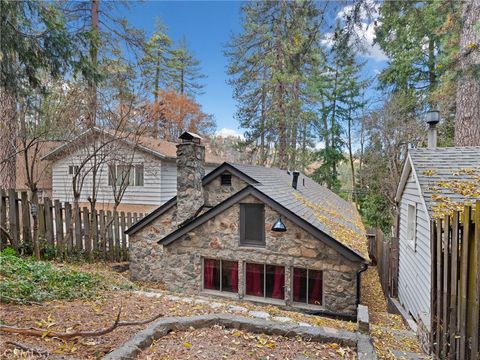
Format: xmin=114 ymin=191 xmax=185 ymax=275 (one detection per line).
xmin=179 ymin=131 xmax=202 ymax=144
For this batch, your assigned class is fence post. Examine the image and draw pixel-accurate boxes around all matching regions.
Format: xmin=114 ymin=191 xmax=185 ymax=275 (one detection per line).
xmin=442 ymin=215 xmax=451 ymax=358
xmin=0 ymin=189 xmax=7 ymax=248
xmin=120 ymin=211 xmax=127 ymax=261
xmin=99 ymin=210 xmax=106 ymax=258
xmin=44 ymin=197 xmax=54 ymax=248
xmin=20 ymin=191 xmax=31 ymax=248
xmin=92 ymin=209 xmax=98 ymax=254
xmin=114 ymin=211 xmax=120 ymax=261
xmin=7 ymin=189 xmax=19 ymax=250
xmin=64 ymin=202 xmax=73 ymax=254
xmin=459 ymin=206 xmax=471 ymax=360
xmin=74 ymin=206 xmax=82 ymax=252
xmin=107 ymin=210 xmax=114 ymax=261
xmin=54 ymin=200 xmax=64 ymax=257
xmin=83 ymin=207 xmax=91 ymax=259
xmin=471 ymin=201 xmax=480 ymax=360
xmin=449 ymin=211 xmax=460 ymax=357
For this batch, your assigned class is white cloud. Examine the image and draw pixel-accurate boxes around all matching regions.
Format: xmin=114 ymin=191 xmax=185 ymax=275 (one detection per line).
xmin=337 ymin=0 xmax=380 ymax=22
xmin=215 ymin=128 xmax=245 ymax=139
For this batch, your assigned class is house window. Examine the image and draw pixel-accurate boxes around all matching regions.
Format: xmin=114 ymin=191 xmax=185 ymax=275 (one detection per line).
xmin=407 ymin=204 xmax=417 ymax=249
xmin=292 ymin=268 xmax=323 ymax=306
xmin=108 ymin=164 xmax=144 ymax=187
xmin=240 ymin=204 xmax=265 ymax=246
xmin=68 ymin=165 xmax=79 ymax=175
xmin=221 ymin=174 xmax=232 ymax=186
xmin=203 ymin=258 xmax=238 ymax=293
xmin=245 ymin=262 xmax=285 ymax=300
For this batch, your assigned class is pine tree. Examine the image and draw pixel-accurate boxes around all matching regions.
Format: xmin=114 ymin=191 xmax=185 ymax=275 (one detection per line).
xmin=168 ymin=37 xmax=205 ymax=98
xmin=140 ymin=18 xmax=172 ymax=137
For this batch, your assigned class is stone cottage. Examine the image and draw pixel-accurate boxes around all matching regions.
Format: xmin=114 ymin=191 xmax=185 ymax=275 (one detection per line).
xmin=127 ymin=132 xmax=370 ymax=317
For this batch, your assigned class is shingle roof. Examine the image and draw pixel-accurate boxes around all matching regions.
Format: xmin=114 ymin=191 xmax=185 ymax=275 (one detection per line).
xmin=408 ymin=147 xmax=480 ymax=217
xmin=229 ymin=164 xmax=368 ymax=260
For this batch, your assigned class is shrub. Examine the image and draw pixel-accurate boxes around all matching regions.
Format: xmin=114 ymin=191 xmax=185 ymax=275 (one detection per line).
xmin=0 ymin=249 xmax=106 ymax=304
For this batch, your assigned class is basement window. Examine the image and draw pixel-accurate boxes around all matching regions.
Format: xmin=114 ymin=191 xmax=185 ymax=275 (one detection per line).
xmin=245 ymin=262 xmax=285 ymax=300
xmin=221 ymin=174 xmax=232 ymax=186
xmin=203 ymin=258 xmax=238 ymax=293
xmin=292 ymin=268 xmax=323 ymax=306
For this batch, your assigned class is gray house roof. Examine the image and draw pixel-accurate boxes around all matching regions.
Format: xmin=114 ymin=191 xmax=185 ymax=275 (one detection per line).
xmin=127 ymin=162 xmax=369 ymax=261
xmin=396 ymin=146 xmax=480 ymax=217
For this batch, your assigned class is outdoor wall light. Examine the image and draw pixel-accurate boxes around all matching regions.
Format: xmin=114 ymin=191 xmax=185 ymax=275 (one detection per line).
xmin=271 ymin=218 xmax=287 ymax=232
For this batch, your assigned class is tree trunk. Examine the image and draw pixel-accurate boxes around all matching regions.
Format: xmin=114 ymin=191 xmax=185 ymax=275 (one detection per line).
xmin=454 ymin=0 xmax=480 ymax=146
xmin=153 ymin=52 xmax=161 ymax=138
xmin=0 ymin=86 xmax=17 ymax=189
xmin=87 ymin=0 xmax=99 ymax=128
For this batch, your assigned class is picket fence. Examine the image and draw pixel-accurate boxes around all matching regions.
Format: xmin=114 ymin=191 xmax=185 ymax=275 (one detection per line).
xmin=0 ymin=189 xmax=144 ymax=261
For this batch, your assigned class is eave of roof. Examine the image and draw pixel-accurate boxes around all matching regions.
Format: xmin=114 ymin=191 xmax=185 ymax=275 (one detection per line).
xmin=125 ymin=162 xmax=259 ymax=235
xmin=158 ymin=185 xmax=367 ymax=263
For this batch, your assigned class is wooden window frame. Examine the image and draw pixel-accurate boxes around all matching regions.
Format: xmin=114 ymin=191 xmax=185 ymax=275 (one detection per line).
xmin=291 ymin=267 xmax=324 ymax=307
xmin=244 ymin=262 xmax=285 ymax=300
xmin=239 ymin=203 xmax=265 ymax=247
xmin=407 ymin=203 xmax=417 ymax=250
xmin=201 ymin=258 xmax=238 ymax=294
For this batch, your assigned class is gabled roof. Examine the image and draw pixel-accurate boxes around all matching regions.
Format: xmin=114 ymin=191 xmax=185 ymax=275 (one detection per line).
xmin=396 ymin=146 xmax=480 ymax=217
xmin=127 ymin=162 xmax=369 ymax=261
xmin=41 ymin=127 xmax=223 ymax=165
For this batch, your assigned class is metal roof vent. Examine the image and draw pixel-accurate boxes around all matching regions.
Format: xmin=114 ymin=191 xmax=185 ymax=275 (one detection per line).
xmin=425 ymin=110 xmax=440 ymax=149
xmin=292 ymin=171 xmax=300 ymax=189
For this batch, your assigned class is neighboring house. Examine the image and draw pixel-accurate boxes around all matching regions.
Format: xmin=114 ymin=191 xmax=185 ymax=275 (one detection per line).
xmin=395 ymin=145 xmax=480 ymax=334
xmin=41 ymin=128 xmax=222 ymax=213
xmin=126 ymin=132 xmax=369 ymax=317
xmin=16 ymin=140 xmax=62 ymax=200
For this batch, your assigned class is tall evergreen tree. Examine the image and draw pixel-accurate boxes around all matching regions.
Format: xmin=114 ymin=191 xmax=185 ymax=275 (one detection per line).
xmin=168 ymin=37 xmax=205 ymax=98
xmin=140 ymin=18 xmax=172 ymax=138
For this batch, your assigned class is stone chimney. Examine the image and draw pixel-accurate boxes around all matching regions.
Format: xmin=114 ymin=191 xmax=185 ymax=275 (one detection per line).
xmin=425 ymin=110 xmax=440 ymax=149
xmin=176 ymin=131 xmax=205 ymax=225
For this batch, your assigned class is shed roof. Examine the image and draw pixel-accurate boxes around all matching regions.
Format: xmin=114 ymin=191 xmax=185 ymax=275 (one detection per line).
xmin=396 ymin=146 xmax=480 ymax=218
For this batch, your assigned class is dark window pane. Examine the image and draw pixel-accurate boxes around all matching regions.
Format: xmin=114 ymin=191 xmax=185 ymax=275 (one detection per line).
xmin=308 ymin=270 xmax=323 ymax=306
xmin=293 ymin=268 xmax=307 ymax=303
xmin=221 ymin=261 xmax=238 ymax=293
xmin=245 ymin=262 xmax=264 ymax=297
xmin=266 ymin=265 xmax=284 ymax=299
xmin=204 ymin=259 xmax=220 ymax=291
xmin=221 ymin=174 xmax=231 ymax=185
xmin=135 ymin=164 xmax=144 ymax=186
xmin=240 ymin=204 xmax=265 ymax=245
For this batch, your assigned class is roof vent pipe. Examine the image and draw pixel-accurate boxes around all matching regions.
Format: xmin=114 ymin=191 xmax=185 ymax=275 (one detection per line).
xmin=292 ymin=171 xmax=300 ymax=189
xmin=425 ymin=110 xmax=440 ymax=149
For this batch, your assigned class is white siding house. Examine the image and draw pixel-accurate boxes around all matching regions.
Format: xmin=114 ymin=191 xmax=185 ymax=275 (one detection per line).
xmin=42 ymin=128 xmax=221 ymax=211
xmin=395 ymin=146 xmax=480 ymax=333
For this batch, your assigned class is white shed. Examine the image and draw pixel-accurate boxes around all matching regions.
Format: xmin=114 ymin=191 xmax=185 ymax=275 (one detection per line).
xmin=395 ymin=146 xmax=480 ymax=333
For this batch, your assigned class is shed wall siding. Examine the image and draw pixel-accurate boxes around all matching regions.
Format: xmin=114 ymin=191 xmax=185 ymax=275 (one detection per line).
xmin=398 ymin=170 xmax=431 ymax=329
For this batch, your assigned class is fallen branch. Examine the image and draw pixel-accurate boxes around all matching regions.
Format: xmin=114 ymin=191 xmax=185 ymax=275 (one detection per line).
xmin=6 ymin=341 xmax=50 ymax=356
xmin=0 ymin=306 xmax=163 ymax=339
xmin=1 ymin=295 xmax=44 ymax=306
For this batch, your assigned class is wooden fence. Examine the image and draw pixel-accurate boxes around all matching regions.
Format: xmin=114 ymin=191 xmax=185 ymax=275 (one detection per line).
xmin=0 ymin=189 xmax=144 ymax=261
xmin=367 ymin=227 xmax=399 ymax=298
xmin=431 ymin=202 xmax=480 ymax=360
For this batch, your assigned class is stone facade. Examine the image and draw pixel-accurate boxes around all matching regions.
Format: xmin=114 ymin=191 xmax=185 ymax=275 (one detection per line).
xmin=176 ymin=142 xmax=205 ymax=225
xmin=129 ymin=176 xmax=363 ymax=316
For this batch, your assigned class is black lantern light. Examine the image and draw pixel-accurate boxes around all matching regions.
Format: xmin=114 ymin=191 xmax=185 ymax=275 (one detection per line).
xmin=271 ymin=218 xmax=287 ymax=232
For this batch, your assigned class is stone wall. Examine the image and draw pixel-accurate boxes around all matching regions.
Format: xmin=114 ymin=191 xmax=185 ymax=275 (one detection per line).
xmin=203 ymin=174 xmax=248 ymax=207
xmin=130 ymin=185 xmax=363 ymax=316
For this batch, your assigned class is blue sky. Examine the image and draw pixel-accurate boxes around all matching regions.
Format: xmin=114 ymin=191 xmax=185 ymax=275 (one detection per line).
xmin=123 ymin=1 xmax=387 ymax=137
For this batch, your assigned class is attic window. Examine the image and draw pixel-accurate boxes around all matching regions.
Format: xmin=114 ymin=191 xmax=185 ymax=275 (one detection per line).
xmin=221 ymin=174 xmax=232 ymax=186
xmin=407 ymin=204 xmax=417 ymax=249
xmin=240 ymin=203 xmax=265 ymax=246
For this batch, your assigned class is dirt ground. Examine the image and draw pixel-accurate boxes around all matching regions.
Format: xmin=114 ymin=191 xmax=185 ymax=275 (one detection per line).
xmin=138 ymin=325 xmax=357 ymax=360
xmin=0 ymin=262 xmax=423 ymax=359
